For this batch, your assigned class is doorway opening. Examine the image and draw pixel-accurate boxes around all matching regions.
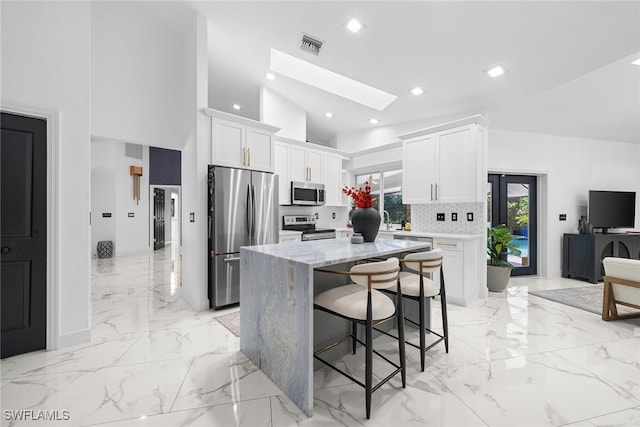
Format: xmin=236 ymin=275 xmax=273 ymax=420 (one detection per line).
xmin=488 ymin=174 xmax=538 ymax=276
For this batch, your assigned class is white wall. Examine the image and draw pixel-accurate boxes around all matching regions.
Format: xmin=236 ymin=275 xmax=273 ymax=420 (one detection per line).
xmin=91 ymin=139 xmax=117 ymax=251
xmin=115 ymin=144 xmax=149 ymax=255
xmin=180 ymin=12 xmax=210 ymax=311
xmin=489 ymin=129 xmax=640 ymax=277
xmin=336 ymin=110 xmax=485 ymax=152
xmin=260 ymin=86 xmax=306 ymax=141
xmin=90 ymin=139 xmax=150 ymax=256
xmin=91 ymin=2 xmax=186 ymax=150
xmin=1 ymin=1 xmax=92 ymax=347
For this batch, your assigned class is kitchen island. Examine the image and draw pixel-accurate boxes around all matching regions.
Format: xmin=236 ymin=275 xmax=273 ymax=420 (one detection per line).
xmin=239 ymin=238 xmax=431 ymax=417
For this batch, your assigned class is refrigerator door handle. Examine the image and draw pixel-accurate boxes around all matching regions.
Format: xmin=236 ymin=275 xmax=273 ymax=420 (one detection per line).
xmin=223 ymin=256 xmax=241 ymax=262
xmin=246 ymin=184 xmax=253 ymax=238
xmin=251 ymin=184 xmax=256 ymax=244
xmin=208 ymin=216 xmax=211 ymax=239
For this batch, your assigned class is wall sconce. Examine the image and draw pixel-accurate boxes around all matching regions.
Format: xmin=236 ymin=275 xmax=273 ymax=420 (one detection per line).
xmin=130 ymin=165 xmax=143 ymax=205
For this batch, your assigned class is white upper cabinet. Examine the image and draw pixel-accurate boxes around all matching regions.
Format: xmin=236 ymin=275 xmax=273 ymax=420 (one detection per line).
xmin=401 ymin=117 xmax=487 ymax=204
xmin=403 ymin=134 xmax=436 ymax=204
xmin=290 ymin=146 xmax=323 ymax=184
xmin=275 ymin=137 xmax=349 ymax=206
xmin=322 ymin=152 xmax=343 ymax=206
xmin=204 ymin=108 xmax=279 ymax=173
xmin=274 ymin=141 xmax=291 ymax=205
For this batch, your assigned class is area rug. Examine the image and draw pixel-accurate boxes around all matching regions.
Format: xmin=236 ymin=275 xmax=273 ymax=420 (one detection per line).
xmin=529 ymin=285 xmax=640 ymax=325
xmin=215 ymin=311 xmax=240 ymax=337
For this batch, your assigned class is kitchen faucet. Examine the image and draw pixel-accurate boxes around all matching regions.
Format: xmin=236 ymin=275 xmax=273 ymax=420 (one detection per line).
xmin=383 ymin=210 xmax=391 ymax=230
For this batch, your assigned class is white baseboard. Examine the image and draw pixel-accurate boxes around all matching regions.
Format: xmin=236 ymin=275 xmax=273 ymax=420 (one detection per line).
xmin=56 ymin=328 xmax=91 ymax=349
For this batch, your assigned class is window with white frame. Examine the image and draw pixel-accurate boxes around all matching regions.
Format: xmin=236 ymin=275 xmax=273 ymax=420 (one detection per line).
xmin=355 ymin=170 xmax=410 ymax=224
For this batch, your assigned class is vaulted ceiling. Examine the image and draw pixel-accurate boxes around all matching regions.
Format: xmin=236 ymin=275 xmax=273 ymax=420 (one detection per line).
xmin=192 ymin=1 xmax=640 ymax=148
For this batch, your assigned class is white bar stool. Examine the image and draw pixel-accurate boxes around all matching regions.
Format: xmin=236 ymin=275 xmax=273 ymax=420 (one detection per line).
xmin=382 ymin=248 xmax=448 ymax=371
xmin=314 ymin=257 xmax=406 ymax=419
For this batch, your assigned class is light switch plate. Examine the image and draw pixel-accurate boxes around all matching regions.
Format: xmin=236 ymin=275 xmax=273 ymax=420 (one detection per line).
xmin=467 ymin=212 xmax=474 ymax=221
xmin=559 ymin=214 xmax=567 ymax=221
xmin=451 ymin=212 xmax=458 ymax=221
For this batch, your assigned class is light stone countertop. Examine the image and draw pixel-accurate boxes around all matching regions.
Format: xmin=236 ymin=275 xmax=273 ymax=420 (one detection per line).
xmin=242 ymin=237 xmax=430 ymax=268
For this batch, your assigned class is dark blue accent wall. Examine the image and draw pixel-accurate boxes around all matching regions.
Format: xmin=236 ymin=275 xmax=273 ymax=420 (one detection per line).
xmin=149 ymin=146 xmax=181 ymax=186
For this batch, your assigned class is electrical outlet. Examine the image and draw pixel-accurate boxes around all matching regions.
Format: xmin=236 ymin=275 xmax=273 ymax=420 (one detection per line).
xmin=437 ymin=213 xmax=445 ymax=221
xmin=559 ymin=214 xmax=567 ymax=221
xmin=467 ymin=212 xmax=474 ymax=221
xmin=128 ymin=212 xmax=134 ymax=218
xmin=332 ymin=212 xmax=336 ymax=219
xmin=451 ymin=212 xmax=458 ymax=221
xmin=315 ymin=212 xmax=319 ymax=219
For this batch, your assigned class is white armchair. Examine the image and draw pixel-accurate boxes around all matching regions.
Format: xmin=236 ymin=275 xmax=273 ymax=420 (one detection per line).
xmin=602 ymin=257 xmax=640 ymax=321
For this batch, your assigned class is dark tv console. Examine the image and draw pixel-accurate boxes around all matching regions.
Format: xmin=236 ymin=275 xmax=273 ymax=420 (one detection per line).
xmin=562 ymin=233 xmax=640 ymax=283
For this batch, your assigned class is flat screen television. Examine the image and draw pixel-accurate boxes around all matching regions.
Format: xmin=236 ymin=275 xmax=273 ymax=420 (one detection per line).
xmin=588 ymin=190 xmax=636 ymax=233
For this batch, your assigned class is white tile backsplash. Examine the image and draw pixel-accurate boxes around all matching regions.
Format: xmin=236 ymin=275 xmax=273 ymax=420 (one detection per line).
xmin=280 ymin=202 xmax=484 ymax=235
xmin=410 ymin=202 xmax=484 ymax=235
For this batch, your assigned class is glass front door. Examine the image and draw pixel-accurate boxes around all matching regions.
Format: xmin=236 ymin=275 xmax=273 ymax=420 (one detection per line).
xmin=488 ymin=174 xmax=537 ymax=276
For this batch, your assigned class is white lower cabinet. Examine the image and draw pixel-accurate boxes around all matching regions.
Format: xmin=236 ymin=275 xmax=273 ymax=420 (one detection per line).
xmin=433 ymin=237 xmax=481 ymax=306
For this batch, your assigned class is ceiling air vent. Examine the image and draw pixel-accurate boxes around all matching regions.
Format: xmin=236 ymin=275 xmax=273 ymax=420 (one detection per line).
xmin=300 ymin=34 xmax=323 ymax=56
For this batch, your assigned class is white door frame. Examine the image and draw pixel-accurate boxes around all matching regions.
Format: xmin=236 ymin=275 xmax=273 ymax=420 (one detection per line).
xmin=2 ymin=103 xmax=61 ymax=350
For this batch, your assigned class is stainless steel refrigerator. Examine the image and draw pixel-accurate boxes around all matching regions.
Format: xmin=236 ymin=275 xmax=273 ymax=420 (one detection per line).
xmin=207 ymin=165 xmax=278 ymax=309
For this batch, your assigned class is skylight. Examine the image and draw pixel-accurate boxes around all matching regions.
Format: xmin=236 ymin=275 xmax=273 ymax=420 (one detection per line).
xmin=270 ymin=48 xmax=397 ymax=111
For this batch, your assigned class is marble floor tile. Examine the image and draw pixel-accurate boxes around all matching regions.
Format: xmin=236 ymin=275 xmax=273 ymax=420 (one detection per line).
xmin=0 ymin=333 xmax=143 ymax=379
xmin=84 ymin=398 xmax=273 ymax=427
xmin=171 ymin=351 xmax=283 ymax=411
xmin=433 ymin=352 xmax=639 ymax=426
xmin=1 ymin=359 xmax=192 ymax=427
xmin=116 ymin=323 xmax=239 ymax=365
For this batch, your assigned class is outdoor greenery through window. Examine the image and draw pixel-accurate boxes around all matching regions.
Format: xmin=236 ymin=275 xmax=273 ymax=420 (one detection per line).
xmin=355 ymin=170 xmax=410 ymax=224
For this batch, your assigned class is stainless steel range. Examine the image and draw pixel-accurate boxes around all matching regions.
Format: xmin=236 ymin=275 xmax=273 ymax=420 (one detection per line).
xmin=282 ymin=215 xmax=336 ymax=241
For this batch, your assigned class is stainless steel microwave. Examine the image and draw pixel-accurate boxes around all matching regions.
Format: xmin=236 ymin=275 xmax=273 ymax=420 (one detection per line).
xmin=291 ymin=182 xmax=326 ymax=206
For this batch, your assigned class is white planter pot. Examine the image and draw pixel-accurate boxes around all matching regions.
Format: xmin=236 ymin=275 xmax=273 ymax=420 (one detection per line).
xmin=487 ymin=265 xmax=512 ymax=292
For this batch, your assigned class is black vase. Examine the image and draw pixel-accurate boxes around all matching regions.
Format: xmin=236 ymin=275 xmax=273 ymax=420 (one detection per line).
xmin=351 ymin=207 xmax=381 ymax=242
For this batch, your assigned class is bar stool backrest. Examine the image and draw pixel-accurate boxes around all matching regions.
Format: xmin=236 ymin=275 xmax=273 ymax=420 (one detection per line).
xmin=350 ymin=257 xmax=400 ymax=290
xmin=403 ymin=248 xmax=443 ymax=275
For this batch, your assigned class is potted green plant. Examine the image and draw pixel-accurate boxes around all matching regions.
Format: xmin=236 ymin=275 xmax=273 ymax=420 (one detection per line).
xmin=487 ymin=224 xmax=521 ymax=292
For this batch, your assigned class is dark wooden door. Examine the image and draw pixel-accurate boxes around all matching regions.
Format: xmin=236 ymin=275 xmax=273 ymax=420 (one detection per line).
xmin=153 ymin=188 xmax=165 ymax=250
xmin=1 ymin=112 xmax=47 ymax=358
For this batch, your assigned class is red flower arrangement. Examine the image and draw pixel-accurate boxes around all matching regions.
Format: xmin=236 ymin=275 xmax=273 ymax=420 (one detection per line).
xmin=342 ymin=181 xmax=373 ymax=208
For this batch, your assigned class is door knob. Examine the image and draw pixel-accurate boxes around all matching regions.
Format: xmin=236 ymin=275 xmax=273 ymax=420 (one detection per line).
xmin=1 ymin=247 xmax=11 ymax=253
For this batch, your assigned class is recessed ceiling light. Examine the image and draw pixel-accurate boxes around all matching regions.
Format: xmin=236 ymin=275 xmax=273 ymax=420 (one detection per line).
xmin=369 ymin=118 xmax=379 ymax=124
xmin=410 ymin=87 xmax=424 ymax=96
xmin=265 ymin=72 xmax=275 ymax=80
xmin=487 ymin=66 xmax=505 ymax=78
xmin=324 ymin=112 xmax=334 ymax=118
xmin=346 ymin=18 xmax=363 ymax=34
xmin=232 ymin=104 xmax=241 ymax=110
xmin=270 ymin=49 xmax=397 ymax=111
xmin=633 ymin=58 xmax=640 ymax=66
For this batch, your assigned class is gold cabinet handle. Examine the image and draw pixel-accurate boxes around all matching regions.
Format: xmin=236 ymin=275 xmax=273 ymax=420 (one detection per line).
xmin=309 ymin=167 xmax=312 ymax=182
xmin=242 ymin=147 xmax=246 ymax=165
xmin=430 ymin=183 xmax=433 ymax=201
xmin=247 ymin=147 xmax=251 ymax=166
xmin=435 ymin=183 xmax=438 ymax=201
